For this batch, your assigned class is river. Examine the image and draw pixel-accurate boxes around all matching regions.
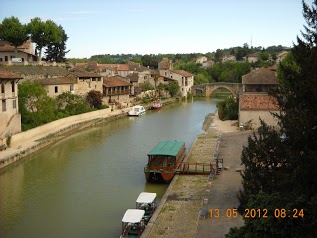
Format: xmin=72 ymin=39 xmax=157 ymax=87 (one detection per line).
xmin=0 ymin=98 xmax=221 ymax=238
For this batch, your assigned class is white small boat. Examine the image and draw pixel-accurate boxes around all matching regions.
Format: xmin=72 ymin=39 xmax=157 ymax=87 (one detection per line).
xmin=128 ymin=105 xmax=146 ymax=116
xmin=136 ymin=192 xmax=157 ymax=223
xmin=120 ymin=209 xmax=145 ymax=237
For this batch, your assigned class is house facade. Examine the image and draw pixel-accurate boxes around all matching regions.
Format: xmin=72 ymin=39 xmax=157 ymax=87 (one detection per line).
xmin=239 ymin=67 xmax=279 ymax=128
xmin=0 ymin=71 xmax=23 ymax=143
xmin=38 ymin=77 xmax=78 ymax=97
xmin=67 ymin=72 xmax=103 ymax=95
xmin=103 ymin=76 xmax=131 ymax=105
xmin=0 ymin=40 xmax=37 ymax=63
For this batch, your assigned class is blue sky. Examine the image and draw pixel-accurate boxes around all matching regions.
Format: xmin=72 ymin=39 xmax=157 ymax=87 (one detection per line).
xmin=0 ymin=0 xmax=313 ymax=58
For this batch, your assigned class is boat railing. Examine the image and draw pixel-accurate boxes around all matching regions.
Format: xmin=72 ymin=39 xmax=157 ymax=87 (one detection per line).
xmin=175 ymin=162 xmax=216 ymax=175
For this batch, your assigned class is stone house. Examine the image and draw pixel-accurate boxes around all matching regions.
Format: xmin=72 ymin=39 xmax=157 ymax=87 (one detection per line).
xmin=195 ymin=56 xmax=208 ymax=64
xmin=276 ymin=51 xmax=289 ymax=64
xmin=66 ymin=72 xmax=103 ymax=95
xmin=38 ymin=77 xmax=78 ymax=97
xmin=246 ymin=53 xmax=259 ymax=63
xmin=239 ymin=67 xmax=279 ymax=128
xmin=0 ymin=71 xmax=23 ymax=143
xmin=222 ymin=55 xmax=236 ymax=62
xmin=103 ymin=76 xmax=131 ymax=105
xmin=0 ymin=39 xmax=37 ymax=63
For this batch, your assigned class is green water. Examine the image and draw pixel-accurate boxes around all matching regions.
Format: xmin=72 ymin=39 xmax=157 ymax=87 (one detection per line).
xmin=0 ymin=98 xmax=221 ymax=238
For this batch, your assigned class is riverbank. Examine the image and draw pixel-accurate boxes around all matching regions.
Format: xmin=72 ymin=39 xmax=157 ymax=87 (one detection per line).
xmin=142 ymin=114 xmax=252 ymax=238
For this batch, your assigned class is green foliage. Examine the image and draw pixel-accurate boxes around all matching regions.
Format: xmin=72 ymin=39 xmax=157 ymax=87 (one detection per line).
xmin=0 ymin=16 xmax=28 ymax=57
xmin=56 ymin=92 xmax=91 ymax=116
xmin=227 ymin=1 xmax=317 ymax=236
xmin=217 ymin=96 xmax=238 ymax=120
xmin=166 ymin=81 xmax=180 ymax=97
xmin=19 ymin=81 xmax=56 ymax=130
xmin=208 ymin=62 xmax=251 ymax=83
xmin=45 ymin=25 xmax=69 ymax=62
xmin=214 ymin=49 xmax=224 ymax=62
xmin=86 ymin=90 xmax=103 ymax=109
xmin=141 ymin=54 xmax=162 ymax=69
xmin=259 ymin=51 xmax=269 ymax=61
xmin=27 ymin=17 xmax=63 ymax=61
xmin=140 ymin=82 xmax=154 ymax=91
xmin=6 ymin=135 xmax=12 ymax=147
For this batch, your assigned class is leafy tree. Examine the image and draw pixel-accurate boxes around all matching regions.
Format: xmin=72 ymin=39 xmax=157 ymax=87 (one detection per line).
xmin=86 ymin=90 xmax=103 ymax=109
xmin=259 ymin=50 xmax=269 ymax=61
xmin=227 ymin=1 xmax=317 ymax=236
xmin=56 ymin=92 xmax=91 ymax=116
xmin=166 ymin=81 xmax=180 ymax=97
xmin=141 ymin=54 xmax=161 ymax=69
xmin=214 ymin=49 xmax=224 ymax=62
xmin=18 ymin=81 xmax=56 ymax=130
xmin=217 ymin=96 xmax=238 ymax=120
xmin=140 ymin=82 xmax=154 ymax=91
xmin=45 ymin=25 xmax=69 ymax=62
xmin=27 ymin=17 xmax=63 ymax=62
xmin=0 ymin=16 xmax=29 ymax=57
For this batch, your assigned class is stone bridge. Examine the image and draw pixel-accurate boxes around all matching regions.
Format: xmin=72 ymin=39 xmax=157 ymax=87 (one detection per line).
xmin=192 ymin=82 xmax=242 ymax=97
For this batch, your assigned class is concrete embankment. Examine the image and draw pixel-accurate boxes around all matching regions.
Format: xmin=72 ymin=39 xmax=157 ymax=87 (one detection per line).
xmin=142 ymin=114 xmax=252 ymax=238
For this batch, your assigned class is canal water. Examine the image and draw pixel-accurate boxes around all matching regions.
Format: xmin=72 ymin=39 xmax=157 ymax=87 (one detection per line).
xmin=0 ymin=98 xmax=221 ymax=238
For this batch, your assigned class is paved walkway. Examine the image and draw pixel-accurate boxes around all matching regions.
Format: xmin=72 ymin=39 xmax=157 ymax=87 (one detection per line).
xmin=195 ymin=131 xmax=251 ymax=238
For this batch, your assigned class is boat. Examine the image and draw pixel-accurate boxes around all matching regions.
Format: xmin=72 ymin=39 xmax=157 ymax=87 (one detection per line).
xmin=128 ymin=105 xmax=146 ymax=116
xmin=144 ymin=140 xmax=186 ymax=183
xmin=149 ymin=98 xmax=162 ymax=110
xmin=120 ymin=209 xmax=145 ymax=238
xmin=136 ymin=192 xmax=157 ymax=223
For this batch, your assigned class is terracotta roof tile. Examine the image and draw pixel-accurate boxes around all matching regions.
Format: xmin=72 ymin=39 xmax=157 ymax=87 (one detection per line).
xmin=37 ymin=77 xmax=77 ymax=85
xmin=242 ymin=68 xmax=278 ymax=85
xmin=68 ymin=71 xmax=102 ymax=78
xmin=103 ymin=76 xmax=131 ymax=87
xmin=172 ymin=70 xmax=193 ymax=77
xmin=118 ymin=64 xmax=129 ymax=71
xmin=0 ymin=39 xmax=34 ymax=55
xmin=240 ymin=94 xmax=279 ymax=110
xmin=126 ymin=73 xmax=139 ymax=82
xmin=0 ymin=70 xmax=23 ymax=79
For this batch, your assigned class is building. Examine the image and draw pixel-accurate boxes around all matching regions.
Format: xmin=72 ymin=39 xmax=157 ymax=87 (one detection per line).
xmin=196 ymin=56 xmax=208 ymax=64
xmin=0 ymin=71 xmax=23 ymax=143
xmin=239 ymin=67 xmax=279 ymax=129
xmin=276 ymin=51 xmax=289 ymax=64
xmin=66 ymin=72 xmax=103 ymax=95
xmin=222 ymin=55 xmax=236 ymax=62
xmin=246 ymin=53 xmax=259 ymax=63
xmin=0 ymin=39 xmax=37 ymax=63
xmin=103 ymin=76 xmax=131 ymax=105
xmin=38 ymin=77 xmax=78 ymax=97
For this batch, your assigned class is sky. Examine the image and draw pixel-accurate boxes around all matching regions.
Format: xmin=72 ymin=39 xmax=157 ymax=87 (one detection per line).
xmin=0 ymin=0 xmax=313 ymax=58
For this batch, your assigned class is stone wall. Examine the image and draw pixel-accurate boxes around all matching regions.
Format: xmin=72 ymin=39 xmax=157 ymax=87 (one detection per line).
xmin=239 ymin=110 xmax=279 ymax=129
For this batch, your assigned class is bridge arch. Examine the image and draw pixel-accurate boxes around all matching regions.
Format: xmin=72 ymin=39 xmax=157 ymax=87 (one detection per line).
xmin=192 ymin=83 xmax=242 ymax=97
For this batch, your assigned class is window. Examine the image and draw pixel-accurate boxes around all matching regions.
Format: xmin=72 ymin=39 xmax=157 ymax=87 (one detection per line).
xmin=1 ymin=83 xmax=4 ymax=93
xmin=70 ymin=84 xmax=74 ymax=91
xmin=5 ymin=56 xmax=8 ymax=62
xmin=11 ymin=81 xmax=15 ymax=92
xmin=0 ymin=58 xmax=2 ymax=62
xmin=2 ymin=100 xmax=6 ymax=112
xmin=13 ymin=99 xmax=16 ymax=109
xmin=89 ymin=82 xmax=91 ymax=88
xmin=55 ymin=86 xmax=58 ymax=93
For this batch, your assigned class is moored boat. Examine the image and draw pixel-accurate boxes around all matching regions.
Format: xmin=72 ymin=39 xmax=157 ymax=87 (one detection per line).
xmin=136 ymin=192 xmax=157 ymax=223
xmin=120 ymin=209 xmax=145 ymax=237
xmin=144 ymin=140 xmax=186 ymax=183
xmin=128 ymin=105 xmax=146 ymax=116
xmin=149 ymin=98 xmax=162 ymax=110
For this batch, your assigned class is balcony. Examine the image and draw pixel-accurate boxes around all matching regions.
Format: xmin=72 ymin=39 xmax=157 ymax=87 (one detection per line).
xmin=104 ymin=89 xmax=130 ymax=96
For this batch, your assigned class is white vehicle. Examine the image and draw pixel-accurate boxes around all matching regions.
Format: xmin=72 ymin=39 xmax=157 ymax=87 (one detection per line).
xmin=128 ymin=105 xmax=146 ymax=116
xmin=11 ymin=58 xmax=22 ymax=63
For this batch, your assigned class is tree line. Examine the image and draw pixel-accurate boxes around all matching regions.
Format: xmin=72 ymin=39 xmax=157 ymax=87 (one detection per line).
xmin=0 ymin=16 xmax=69 ymax=62
xmin=226 ymin=1 xmax=317 ymax=237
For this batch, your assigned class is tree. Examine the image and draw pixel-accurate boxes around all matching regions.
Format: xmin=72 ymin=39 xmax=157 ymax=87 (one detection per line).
xmin=214 ymin=49 xmax=224 ymax=62
xmin=56 ymin=92 xmax=91 ymax=116
xmin=227 ymin=1 xmax=317 ymax=236
xmin=27 ymin=17 xmax=63 ymax=62
xmin=166 ymin=81 xmax=180 ymax=97
xmin=18 ymin=81 xmax=56 ymax=130
xmin=0 ymin=16 xmax=28 ymax=57
xmin=86 ymin=90 xmax=103 ymax=109
xmin=45 ymin=25 xmax=69 ymax=62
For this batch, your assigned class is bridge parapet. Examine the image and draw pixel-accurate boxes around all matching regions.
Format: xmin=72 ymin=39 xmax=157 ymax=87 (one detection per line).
xmin=192 ymin=82 xmax=242 ymax=97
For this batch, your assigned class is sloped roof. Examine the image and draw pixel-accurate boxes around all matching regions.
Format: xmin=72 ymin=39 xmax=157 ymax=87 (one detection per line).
xmin=126 ymin=73 xmax=139 ymax=82
xmin=172 ymin=70 xmax=193 ymax=77
xmin=0 ymin=39 xmax=34 ymax=55
xmin=147 ymin=140 xmax=185 ymax=156
xmin=38 ymin=77 xmax=77 ymax=85
xmin=242 ymin=68 xmax=278 ymax=85
xmin=2 ymin=65 xmax=69 ymax=76
xmin=103 ymin=76 xmax=131 ymax=87
xmin=118 ymin=64 xmax=129 ymax=71
xmin=240 ymin=94 xmax=279 ymax=110
xmin=0 ymin=70 xmax=23 ymax=79
xmin=68 ymin=71 xmax=102 ymax=78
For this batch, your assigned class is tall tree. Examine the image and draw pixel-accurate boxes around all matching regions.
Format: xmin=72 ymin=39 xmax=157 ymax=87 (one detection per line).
xmin=27 ymin=17 xmax=62 ymax=62
xmin=0 ymin=16 xmax=28 ymax=57
xmin=45 ymin=25 xmax=69 ymax=62
xmin=227 ymin=1 xmax=317 ymax=237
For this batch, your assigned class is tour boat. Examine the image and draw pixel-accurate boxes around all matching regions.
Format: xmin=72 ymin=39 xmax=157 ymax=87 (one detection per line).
xmin=144 ymin=140 xmax=186 ymax=183
xmin=128 ymin=105 xmax=146 ymax=116
xmin=120 ymin=209 xmax=145 ymax=237
xmin=149 ymin=99 xmax=162 ymax=110
xmin=136 ymin=192 xmax=157 ymax=224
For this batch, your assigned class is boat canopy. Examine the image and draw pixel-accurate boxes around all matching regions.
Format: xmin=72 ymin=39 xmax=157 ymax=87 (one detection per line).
xmin=147 ymin=141 xmax=185 ymax=156
xmin=122 ymin=209 xmax=145 ymax=223
xmin=136 ymin=192 xmax=157 ymax=204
